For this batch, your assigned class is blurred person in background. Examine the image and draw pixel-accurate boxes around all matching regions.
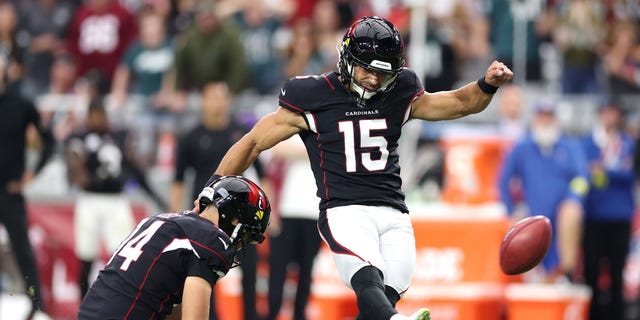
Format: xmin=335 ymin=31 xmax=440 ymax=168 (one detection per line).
xmin=603 ymin=20 xmax=640 ymax=95
xmin=499 ymin=102 xmax=589 ymax=283
xmin=0 ymin=49 xmax=55 ymax=320
xmin=110 ymin=9 xmax=176 ymax=166
xmin=482 ymin=0 xmax=554 ymax=82
xmin=552 ymin=0 xmax=606 ymax=94
xmin=311 ymin=0 xmax=345 ymax=73
xmin=173 ymin=0 xmax=249 ymax=107
xmin=170 ymin=82 xmax=266 ymax=320
xmin=138 ymin=0 xmax=178 ymax=36
xmin=66 ymin=0 xmax=138 ymax=90
xmin=422 ymin=1 xmax=475 ymax=92
xmin=496 ymin=83 xmax=526 ymax=143
xmin=232 ymin=0 xmax=286 ymax=95
xmin=282 ymin=19 xmax=326 ymax=78
xmin=37 ymin=52 xmax=84 ymax=143
xmin=64 ymin=100 xmax=167 ymax=299
xmin=581 ymin=101 xmax=636 ymax=320
xmin=0 ymin=2 xmax=26 ymax=93
xmin=110 ymin=9 xmax=175 ymax=109
xmin=266 ymin=136 xmax=321 ymax=320
xmin=16 ymin=0 xmax=75 ymax=97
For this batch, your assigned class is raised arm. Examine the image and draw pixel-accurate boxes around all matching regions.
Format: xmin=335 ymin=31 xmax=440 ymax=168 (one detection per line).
xmin=410 ymin=60 xmax=513 ymax=121
xmin=215 ymin=106 xmax=307 ymax=176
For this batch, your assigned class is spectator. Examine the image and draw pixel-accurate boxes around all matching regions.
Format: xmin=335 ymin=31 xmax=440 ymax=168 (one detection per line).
xmin=64 ymin=100 xmax=166 ymax=298
xmin=173 ymin=0 xmax=249 ymax=100
xmin=498 ymin=102 xmax=589 ymax=282
xmin=483 ymin=0 xmax=552 ymax=82
xmin=311 ymin=0 xmax=344 ymax=73
xmin=603 ymin=20 xmax=640 ymax=95
xmin=553 ymin=0 xmax=606 ymax=94
xmin=66 ymin=0 xmax=138 ymax=90
xmin=282 ymin=19 xmax=325 ymax=78
xmin=0 ymin=2 xmax=26 ymax=93
xmin=16 ymin=0 xmax=74 ymax=97
xmin=37 ymin=52 xmax=85 ymax=142
xmin=233 ymin=0 xmax=286 ymax=94
xmin=110 ymin=9 xmax=174 ymax=108
xmin=496 ymin=83 xmax=526 ymax=143
xmin=138 ymin=0 xmax=178 ymax=36
xmin=266 ymin=136 xmax=321 ymax=320
xmin=169 ymin=82 xmax=265 ymax=320
xmin=0 ymin=50 xmax=55 ymax=320
xmin=422 ymin=1 xmax=475 ymax=92
xmin=110 ymin=9 xmax=176 ymax=163
xmin=581 ymin=101 xmax=636 ymax=320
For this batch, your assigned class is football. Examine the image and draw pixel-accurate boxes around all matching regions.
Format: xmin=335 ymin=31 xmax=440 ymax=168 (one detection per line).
xmin=499 ymin=215 xmax=552 ymax=275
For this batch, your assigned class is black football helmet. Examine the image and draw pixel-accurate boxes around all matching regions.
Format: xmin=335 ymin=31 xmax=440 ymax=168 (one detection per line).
xmin=337 ymin=16 xmax=405 ymax=100
xmin=198 ymin=176 xmax=271 ymax=246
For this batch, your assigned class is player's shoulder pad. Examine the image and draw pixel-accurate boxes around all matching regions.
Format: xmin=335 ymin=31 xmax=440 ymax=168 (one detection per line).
xmin=394 ymin=68 xmax=423 ymax=90
xmin=279 ymin=73 xmax=337 ymax=113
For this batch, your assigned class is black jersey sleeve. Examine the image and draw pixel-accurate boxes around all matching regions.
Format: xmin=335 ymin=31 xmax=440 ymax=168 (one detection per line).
xmin=397 ymin=68 xmax=425 ymax=97
xmin=278 ymin=73 xmax=336 ymax=114
xmin=184 ymin=253 xmax=221 ymax=287
xmin=182 ymin=214 xmax=236 ymax=277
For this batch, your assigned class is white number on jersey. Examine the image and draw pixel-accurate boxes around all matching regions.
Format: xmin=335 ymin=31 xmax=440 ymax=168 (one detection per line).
xmin=338 ymin=119 xmax=389 ymax=172
xmin=110 ymin=219 xmax=166 ymax=271
xmin=79 ymin=15 xmax=119 ymax=53
xmin=97 ymin=142 xmax=123 ymax=177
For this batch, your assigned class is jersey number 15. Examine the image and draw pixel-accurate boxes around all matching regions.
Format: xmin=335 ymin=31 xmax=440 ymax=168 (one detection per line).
xmin=338 ymin=119 xmax=389 ymax=172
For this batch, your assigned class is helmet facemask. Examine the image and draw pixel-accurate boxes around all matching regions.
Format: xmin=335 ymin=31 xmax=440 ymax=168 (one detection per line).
xmin=343 ymin=56 xmax=400 ymax=100
xmin=337 ymin=16 xmax=405 ymax=102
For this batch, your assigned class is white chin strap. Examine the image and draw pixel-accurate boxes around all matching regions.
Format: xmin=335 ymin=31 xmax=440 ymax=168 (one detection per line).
xmin=351 ymin=81 xmax=377 ymax=100
xmin=229 ymin=223 xmax=244 ymax=243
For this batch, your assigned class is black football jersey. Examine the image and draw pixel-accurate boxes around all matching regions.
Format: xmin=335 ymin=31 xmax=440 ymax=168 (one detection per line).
xmin=78 ymin=212 xmax=234 ymax=319
xmin=278 ymin=70 xmax=425 ymax=213
xmin=65 ymin=129 xmax=129 ymax=193
xmin=174 ymin=119 xmax=256 ymax=200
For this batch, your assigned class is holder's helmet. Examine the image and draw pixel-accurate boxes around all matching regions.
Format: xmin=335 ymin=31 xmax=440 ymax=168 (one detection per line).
xmin=337 ymin=16 xmax=405 ymax=100
xmin=198 ymin=176 xmax=271 ymax=246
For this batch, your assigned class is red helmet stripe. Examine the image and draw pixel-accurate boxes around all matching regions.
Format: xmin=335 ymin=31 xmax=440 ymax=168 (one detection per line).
xmin=246 ymin=180 xmax=260 ymax=206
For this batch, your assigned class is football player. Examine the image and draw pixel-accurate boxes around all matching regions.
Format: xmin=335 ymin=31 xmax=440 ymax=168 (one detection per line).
xmin=78 ymin=176 xmax=270 ymax=320
xmin=210 ymin=16 xmax=513 ymax=320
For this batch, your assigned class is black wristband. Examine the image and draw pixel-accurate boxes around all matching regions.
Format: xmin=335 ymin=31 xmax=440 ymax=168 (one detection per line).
xmin=477 ymin=77 xmax=499 ymax=94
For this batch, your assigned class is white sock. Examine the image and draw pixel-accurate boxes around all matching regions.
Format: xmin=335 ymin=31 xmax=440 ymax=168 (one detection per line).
xmin=390 ymin=314 xmax=407 ymax=320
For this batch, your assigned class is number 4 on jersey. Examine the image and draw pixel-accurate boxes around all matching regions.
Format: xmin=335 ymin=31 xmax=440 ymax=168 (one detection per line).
xmin=111 ymin=220 xmax=165 ymax=271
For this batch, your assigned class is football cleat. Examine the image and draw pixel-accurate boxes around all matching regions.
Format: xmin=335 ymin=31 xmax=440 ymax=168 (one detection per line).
xmin=408 ymin=308 xmax=431 ymax=320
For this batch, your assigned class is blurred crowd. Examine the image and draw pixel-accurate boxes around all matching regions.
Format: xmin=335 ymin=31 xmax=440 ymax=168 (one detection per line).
xmin=3 ymin=0 xmax=640 ymax=319
xmin=1 ymin=0 xmax=639 ymax=171
xmin=1 ymin=0 xmax=638 ymax=181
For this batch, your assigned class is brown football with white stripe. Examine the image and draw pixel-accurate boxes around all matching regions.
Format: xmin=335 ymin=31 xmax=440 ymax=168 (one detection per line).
xmin=500 ymin=215 xmax=552 ymax=275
